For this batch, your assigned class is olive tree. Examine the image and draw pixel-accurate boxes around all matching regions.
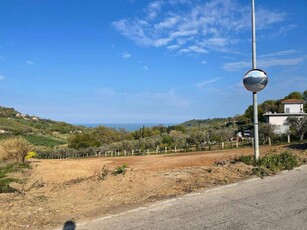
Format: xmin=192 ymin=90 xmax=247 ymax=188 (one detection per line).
xmin=285 ymin=116 xmax=307 ymax=141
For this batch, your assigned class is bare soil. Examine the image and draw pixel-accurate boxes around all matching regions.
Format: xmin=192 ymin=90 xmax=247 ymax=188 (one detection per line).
xmin=0 ymin=145 xmax=304 ymax=230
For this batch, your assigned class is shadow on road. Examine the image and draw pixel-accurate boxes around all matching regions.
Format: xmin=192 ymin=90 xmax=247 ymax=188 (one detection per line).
xmin=62 ymin=220 xmax=76 ymax=230
xmin=285 ymin=143 xmax=307 ymax=150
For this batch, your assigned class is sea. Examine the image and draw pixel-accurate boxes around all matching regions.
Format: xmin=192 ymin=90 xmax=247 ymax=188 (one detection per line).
xmin=72 ymin=123 xmax=177 ymax=132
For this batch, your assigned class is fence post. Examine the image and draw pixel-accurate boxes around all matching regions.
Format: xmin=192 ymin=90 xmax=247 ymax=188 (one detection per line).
xmin=132 ymin=150 xmax=134 ymax=156
xmin=287 ymin=135 xmax=291 ymax=143
xmin=268 ymin=137 xmax=271 ymax=146
xmin=221 ymin=142 xmax=224 ymax=149
xmin=165 ymin=147 xmax=167 ymax=154
xmin=236 ymin=141 xmax=239 ymax=148
xmin=156 ymin=146 xmax=159 ymax=154
xmin=174 ymin=146 xmax=177 ymax=153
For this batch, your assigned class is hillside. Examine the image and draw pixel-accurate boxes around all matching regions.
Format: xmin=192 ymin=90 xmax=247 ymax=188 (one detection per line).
xmin=180 ymin=118 xmax=228 ymax=128
xmin=0 ymin=106 xmax=87 ymax=147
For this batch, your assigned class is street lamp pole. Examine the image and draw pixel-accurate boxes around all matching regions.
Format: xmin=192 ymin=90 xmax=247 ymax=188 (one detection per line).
xmin=251 ymin=0 xmax=259 ymax=160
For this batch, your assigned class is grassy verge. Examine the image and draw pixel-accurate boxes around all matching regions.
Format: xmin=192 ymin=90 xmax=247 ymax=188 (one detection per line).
xmin=0 ymin=162 xmax=31 ymax=193
xmin=236 ymin=151 xmax=300 ymax=177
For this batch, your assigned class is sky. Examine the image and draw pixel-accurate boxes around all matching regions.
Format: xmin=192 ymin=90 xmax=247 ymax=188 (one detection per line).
xmin=0 ymin=0 xmax=306 ymax=124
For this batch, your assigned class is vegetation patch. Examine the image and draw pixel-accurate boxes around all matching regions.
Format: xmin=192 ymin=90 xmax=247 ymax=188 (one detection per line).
xmin=236 ymin=152 xmax=300 ymax=177
xmin=112 ymin=164 xmax=128 ymax=175
xmin=0 ymin=162 xmax=30 ymax=193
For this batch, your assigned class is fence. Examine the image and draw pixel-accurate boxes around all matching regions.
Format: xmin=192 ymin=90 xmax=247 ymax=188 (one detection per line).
xmin=37 ymin=139 xmax=254 ymax=160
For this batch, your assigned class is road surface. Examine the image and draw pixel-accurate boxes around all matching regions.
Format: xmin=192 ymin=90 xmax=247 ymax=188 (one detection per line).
xmin=75 ymin=165 xmax=307 ymax=230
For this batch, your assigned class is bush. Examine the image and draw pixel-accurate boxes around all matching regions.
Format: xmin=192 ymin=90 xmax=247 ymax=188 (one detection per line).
xmin=0 ymin=137 xmax=34 ymax=163
xmin=25 ymin=151 xmax=37 ymax=159
xmin=112 ymin=164 xmax=128 ymax=175
xmin=236 ymin=155 xmax=254 ymax=165
xmin=237 ymin=152 xmax=300 ymax=177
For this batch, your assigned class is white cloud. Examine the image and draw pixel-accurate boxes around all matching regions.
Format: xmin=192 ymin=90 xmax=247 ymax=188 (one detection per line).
xmin=259 ymin=49 xmax=296 ymax=58
xmin=167 ymin=44 xmax=181 ymax=50
xmin=197 ymin=78 xmax=219 ymax=88
xmin=201 ymin=60 xmax=207 ymax=64
xmin=145 ymin=1 xmax=163 ymax=20
xmin=122 ymin=53 xmax=132 ymax=58
xmin=0 ymin=74 xmax=5 ymax=80
xmin=143 ymin=65 xmax=149 ymax=71
xmin=223 ymin=57 xmax=304 ymax=71
xmin=112 ymin=0 xmax=287 ymax=56
xmin=26 ymin=60 xmax=34 ymax=65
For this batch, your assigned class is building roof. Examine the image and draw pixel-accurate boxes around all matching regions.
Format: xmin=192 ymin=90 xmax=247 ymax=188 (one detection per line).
xmin=263 ymin=113 xmax=306 ymax=117
xmin=281 ymin=99 xmax=304 ymax=104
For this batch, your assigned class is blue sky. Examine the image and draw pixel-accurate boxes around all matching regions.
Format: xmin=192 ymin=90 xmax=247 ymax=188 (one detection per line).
xmin=0 ymin=0 xmax=306 ymax=124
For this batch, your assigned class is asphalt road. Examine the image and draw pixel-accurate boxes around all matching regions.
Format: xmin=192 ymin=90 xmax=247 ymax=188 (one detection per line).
xmin=76 ymin=165 xmax=307 ymax=230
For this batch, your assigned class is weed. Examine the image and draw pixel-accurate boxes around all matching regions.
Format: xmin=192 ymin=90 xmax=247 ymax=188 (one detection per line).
xmin=237 ymin=151 xmax=300 ymax=177
xmin=0 ymin=162 xmax=30 ymax=193
xmin=236 ymin=155 xmax=254 ymax=165
xmin=112 ymin=164 xmax=128 ymax=175
xmin=98 ymin=166 xmax=109 ymax=180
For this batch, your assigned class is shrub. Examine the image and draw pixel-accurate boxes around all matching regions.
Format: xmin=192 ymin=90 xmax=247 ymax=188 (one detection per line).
xmin=25 ymin=151 xmax=37 ymax=159
xmin=237 ymin=151 xmax=300 ymax=177
xmin=112 ymin=164 xmax=128 ymax=175
xmin=236 ymin=155 xmax=254 ymax=165
xmin=0 ymin=137 xmax=34 ymax=163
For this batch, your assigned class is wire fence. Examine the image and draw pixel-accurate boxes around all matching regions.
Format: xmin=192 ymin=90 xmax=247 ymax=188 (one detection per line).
xmin=36 ymin=139 xmax=256 ymax=159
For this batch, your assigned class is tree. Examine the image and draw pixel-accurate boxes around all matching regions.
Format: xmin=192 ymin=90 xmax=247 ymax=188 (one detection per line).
xmin=0 ymin=136 xmax=33 ymax=162
xmin=68 ymin=133 xmax=100 ymax=149
xmin=259 ymin=123 xmax=275 ymax=144
xmin=169 ymin=130 xmax=186 ymax=147
xmin=284 ymin=91 xmax=303 ymax=100
xmin=285 ymin=116 xmax=307 ymax=141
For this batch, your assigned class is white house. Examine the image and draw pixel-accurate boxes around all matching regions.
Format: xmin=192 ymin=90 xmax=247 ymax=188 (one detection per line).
xmin=263 ymin=99 xmax=306 ymax=134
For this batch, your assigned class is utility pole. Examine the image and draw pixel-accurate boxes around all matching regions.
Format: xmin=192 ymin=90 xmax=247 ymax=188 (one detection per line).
xmin=243 ymin=0 xmax=268 ymax=160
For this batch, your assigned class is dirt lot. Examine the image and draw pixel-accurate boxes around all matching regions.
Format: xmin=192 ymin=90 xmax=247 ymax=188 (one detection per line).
xmin=0 ymin=145 xmax=305 ymax=230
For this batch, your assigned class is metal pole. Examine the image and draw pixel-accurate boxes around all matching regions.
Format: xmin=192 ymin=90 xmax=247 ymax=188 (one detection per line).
xmin=251 ymin=0 xmax=259 ymax=160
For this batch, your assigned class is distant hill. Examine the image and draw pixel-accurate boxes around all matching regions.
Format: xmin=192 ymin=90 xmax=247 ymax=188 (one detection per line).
xmin=180 ymin=90 xmax=306 ymax=130
xmin=180 ymin=118 xmax=228 ymax=128
xmin=0 ymin=106 xmax=87 ymax=147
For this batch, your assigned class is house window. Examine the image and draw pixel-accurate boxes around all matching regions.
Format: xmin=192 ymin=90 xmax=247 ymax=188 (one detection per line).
xmin=286 ymin=108 xmax=290 ymax=113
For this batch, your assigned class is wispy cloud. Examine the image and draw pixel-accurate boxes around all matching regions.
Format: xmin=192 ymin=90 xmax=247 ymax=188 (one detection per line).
xmin=143 ymin=65 xmax=149 ymax=71
xmin=259 ymin=49 xmax=297 ymax=58
xmin=26 ymin=60 xmax=34 ymax=65
xmin=201 ymin=60 xmax=207 ymax=65
xmin=197 ymin=78 xmax=220 ymax=88
xmin=122 ymin=53 xmax=132 ymax=58
xmin=0 ymin=74 xmax=5 ymax=81
xmin=223 ymin=50 xmax=304 ymax=71
xmin=261 ymin=24 xmax=297 ymax=40
xmin=223 ymin=57 xmax=304 ymax=71
xmin=145 ymin=1 xmax=163 ymax=20
xmin=112 ymin=0 xmax=287 ymax=56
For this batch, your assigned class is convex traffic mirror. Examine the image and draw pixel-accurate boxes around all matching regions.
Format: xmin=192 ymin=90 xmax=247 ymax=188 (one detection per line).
xmin=243 ymin=69 xmax=268 ymax=92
